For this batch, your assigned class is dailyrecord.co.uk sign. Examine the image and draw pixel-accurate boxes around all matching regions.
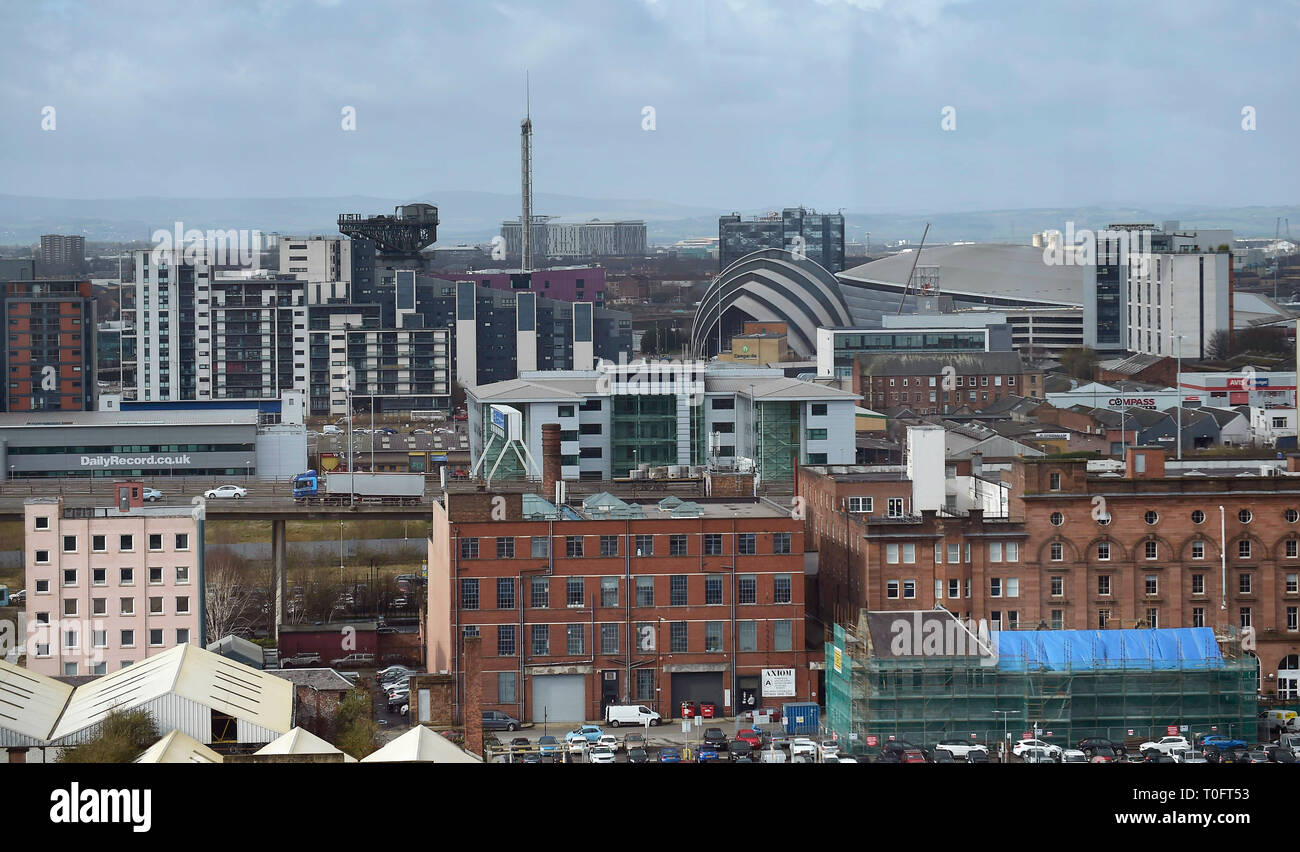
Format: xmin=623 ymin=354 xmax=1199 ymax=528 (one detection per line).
xmin=80 ymin=454 xmax=193 ymax=468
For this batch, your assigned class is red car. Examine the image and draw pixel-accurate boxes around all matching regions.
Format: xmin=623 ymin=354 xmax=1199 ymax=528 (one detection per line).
xmin=734 ymin=729 xmax=763 ymax=749
xmin=902 ymin=749 xmax=927 ymax=764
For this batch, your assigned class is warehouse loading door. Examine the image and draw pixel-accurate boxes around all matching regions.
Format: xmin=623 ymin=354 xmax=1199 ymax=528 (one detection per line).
xmin=532 ymin=674 xmax=586 ymax=723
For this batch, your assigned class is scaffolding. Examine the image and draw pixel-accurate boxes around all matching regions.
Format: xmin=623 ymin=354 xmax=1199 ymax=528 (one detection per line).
xmin=825 ymin=612 xmax=1257 ymax=750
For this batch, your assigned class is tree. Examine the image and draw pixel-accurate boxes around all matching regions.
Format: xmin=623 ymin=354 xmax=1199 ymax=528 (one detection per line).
xmin=1058 ymin=346 xmax=1098 ymax=381
xmin=332 ymin=688 xmax=379 ymax=759
xmin=58 ymin=708 xmax=158 ymax=763
xmin=1206 ymin=329 xmax=1231 ymax=361
xmin=205 ymin=547 xmax=257 ymax=643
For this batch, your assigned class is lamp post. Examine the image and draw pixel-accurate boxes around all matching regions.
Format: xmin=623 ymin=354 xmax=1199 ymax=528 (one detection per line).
xmin=992 ymin=709 xmax=1020 ymax=761
xmin=339 ymin=520 xmax=345 ymax=584
xmin=1173 ymin=330 xmax=1186 ymax=460
xmin=244 ymin=460 xmax=252 ymax=484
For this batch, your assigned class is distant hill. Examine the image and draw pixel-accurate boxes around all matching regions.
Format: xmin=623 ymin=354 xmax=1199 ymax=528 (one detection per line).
xmin=0 ymin=193 xmax=1295 ymax=249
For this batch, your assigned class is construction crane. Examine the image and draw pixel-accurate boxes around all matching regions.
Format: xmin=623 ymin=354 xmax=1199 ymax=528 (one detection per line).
xmin=1275 ymin=216 xmax=1292 ymax=301
xmin=894 ymin=222 xmax=931 ymax=315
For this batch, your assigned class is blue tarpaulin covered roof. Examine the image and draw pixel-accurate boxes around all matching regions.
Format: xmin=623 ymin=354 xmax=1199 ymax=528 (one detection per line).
xmin=994 ymin=628 xmax=1224 ymax=672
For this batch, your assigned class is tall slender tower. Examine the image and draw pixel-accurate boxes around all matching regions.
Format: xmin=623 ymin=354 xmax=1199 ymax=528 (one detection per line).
xmin=520 ymin=74 xmax=533 ymax=272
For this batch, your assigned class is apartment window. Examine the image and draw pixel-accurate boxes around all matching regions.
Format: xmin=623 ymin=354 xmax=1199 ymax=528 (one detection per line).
xmin=948 ymin=579 xmax=960 ymax=599
xmin=62 ymin=535 xmax=77 ymax=553
xmin=120 ymin=597 xmax=134 ymax=616
xmin=499 ymin=672 xmax=517 ymax=704
xmin=62 ymin=569 xmax=77 ymax=587
xmin=737 ymin=533 xmax=756 ymax=555
xmin=1049 ymin=473 xmax=1061 ymax=491
xmin=670 ymin=622 xmax=688 ymax=653
xmin=460 ymin=578 xmax=479 ymax=610
xmin=1097 ymin=542 xmax=1110 ymax=561
xmin=990 ymin=577 xmax=1002 ymax=598
xmin=773 ymin=620 xmax=792 ymax=651
xmin=1192 ymin=607 xmax=1205 ymax=628
xmin=902 ymin=544 xmax=915 ymax=564
xmin=149 ymin=567 xmax=163 ymax=584
xmin=887 ymin=580 xmax=900 ymax=599
xmin=773 ymin=533 xmax=791 ymax=554
xmin=1144 ymin=541 xmax=1157 ymax=560
xmin=702 ymin=621 xmax=723 ymax=653
xmin=531 ymin=576 xmax=549 ymax=608
xmin=1240 ymin=608 xmax=1252 ymax=629
xmin=738 ymin=574 xmax=756 ymax=604
xmin=566 ymin=536 xmax=584 ymax=558
xmin=948 ymin=543 xmax=960 ymax=563
xmin=149 ymin=629 xmax=164 ymax=647
xmin=774 ymin=574 xmax=792 ymax=604
xmin=497 ymin=577 xmax=516 ymax=610
xmin=35 ymin=550 xmax=49 ymax=565
xmin=1288 ymin=540 xmax=1299 ymax=559
xmin=35 ymin=515 xmax=49 ymax=531
xmin=601 ymin=577 xmax=618 ymax=607
xmin=848 ymin=497 xmax=873 ymax=513
xmin=902 ymin=580 xmax=916 ymax=599
xmin=1146 ymin=608 xmax=1159 ymax=629
xmin=1192 ymin=574 xmax=1205 ymax=595
xmin=148 ymin=533 xmax=163 ymax=551
xmin=176 ymin=596 xmax=189 ymax=615
xmin=1098 ymin=609 xmax=1111 ymax=630
xmin=92 ymin=535 xmax=106 ymax=552
xmin=460 ymin=538 xmax=479 ymax=559
xmin=532 ymin=624 xmax=550 ymax=655
xmin=1050 ymin=576 xmax=1063 ymax=597
xmin=175 ymin=533 xmax=189 ymax=551
xmin=498 ymin=624 xmax=517 ymax=656
xmin=91 ymin=596 xmax=106 ymax=616
xmin=496 ymin=537 xmax=515 ymax=558
xmin=887 ymin=544 xmax=900 ymax=564
xmin=1239 ymin=573 xmax=1252 ymax=595
xmin=149 ymin=596 xmax=164 ymax=615
xmin=1145 ymin=575 xmax=1158 ymax=596
xmin=176 ymin=566 xmax=189 ymax=584
xmin=989 ymin=542 xmax=1002 ymax=563
xmin=1006 ymin=578 xmax=1019 ymax=598
xmin=566 ymin=577 xmax=585 ymax=607
xmin=635 ymin=576 xmax=654 ymax=607
xmin=63 ymin=599 xmax=77 ymax=617
xmin=887 ymin=498 xmax=905 ymax=518
xmin=670 ymin=576 xmax=688 ymax=606
xmin=703 ymin=534 xmax=723 ymax=556
xmin=1098 ymin=575 xmax=1111 ymax=596
xmin=1288 ymin=607 xmax=1299 ymax=632
xmin=561 ymin=623 xmax=582 ymax=655
xmin=1192 ymin=541 xmax=1204 ymax=560
xmin=531 ymin=536 xmax=550 ymax=558
xmin=705 ymin=576 xmax=723 ymax=605
xmin=1239 ymin=540 xmax=1252 ymax=559
xmin=670 ymin=535 xmax=688 ymax=556
xmin=634 ymin=535 xmax=654 ymax=556
xmin=120 ymin=629 xmax=135 ymax=648
xmin=600 ymin=535 xmax=619 ymax=557
xmin=1287 ymin=574 xmax=1299 ymax=594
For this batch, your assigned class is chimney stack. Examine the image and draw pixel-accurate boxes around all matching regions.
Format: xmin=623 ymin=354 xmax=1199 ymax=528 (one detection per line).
xmin=541 ymin=422 xmax=561 ymax=502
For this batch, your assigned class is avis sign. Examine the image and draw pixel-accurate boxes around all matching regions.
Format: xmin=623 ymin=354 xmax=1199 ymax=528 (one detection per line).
xmin=761 ymin=668 xmax=795 ymax=697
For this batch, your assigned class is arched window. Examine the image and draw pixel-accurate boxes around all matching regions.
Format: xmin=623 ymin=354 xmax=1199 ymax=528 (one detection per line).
xmin=1247 ymin=651 xmax=1261 ymax=694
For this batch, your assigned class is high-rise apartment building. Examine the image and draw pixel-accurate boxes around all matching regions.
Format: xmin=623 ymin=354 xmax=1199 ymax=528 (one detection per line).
xmin=1 ymin=280 xmax=96 ymax=411
xmin=39 ymin=235 xmax=86 ymax=273
xmin=500 ymin=219 xmax=646 ymax=261
xmin=719 ymin=207 xmax=845 ymax=273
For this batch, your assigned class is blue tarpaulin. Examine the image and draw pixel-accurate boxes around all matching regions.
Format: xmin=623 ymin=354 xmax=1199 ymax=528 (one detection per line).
xmin=994 ymin=627 xmax=1224 ymax=672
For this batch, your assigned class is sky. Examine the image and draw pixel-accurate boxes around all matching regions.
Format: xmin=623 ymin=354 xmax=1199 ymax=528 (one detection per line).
xmin=1 ymin=0 xmax=1298 ymax=212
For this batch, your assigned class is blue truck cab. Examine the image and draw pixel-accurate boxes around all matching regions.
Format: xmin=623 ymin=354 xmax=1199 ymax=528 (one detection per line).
xmin=292 ymin=470 xmax=321 ymax=500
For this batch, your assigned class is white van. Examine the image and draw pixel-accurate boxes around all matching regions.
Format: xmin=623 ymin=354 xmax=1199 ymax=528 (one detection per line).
xmin=604 ymin=704 xmax=661 ymax=727
xmin=1263 ymin=709 xmax=1299 ymax=732
xmin=322 ymin=425 xmax=343 ymax=435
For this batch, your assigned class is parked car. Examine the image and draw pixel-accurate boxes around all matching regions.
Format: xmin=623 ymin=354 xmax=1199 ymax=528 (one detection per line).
xmin=934 ymin=739 xmax=989 ymax=760
xmin=1139 ymin=736 xmax=1190 ymax=755
xmin=280 ymin=652 xmax=322 ymax=668
xmin=1077 ymin=737 xmax=1126 ymax=758
xmin=1089 ymin=746 xmax=1118 ymax=763
xmin=1245 ymin=750 xmax=1270 ymax=764
xmin=483 ymin=710 xmax=521 ymax=732
xmin=623 ymin=733 xmax=646 ymax=751
xmin=696 ymin=746 xmax=720 ymax=763
xmin=142 ymin=487 xmax=163 ymax=502
xmin=605 ymin=704 xmax=662 ymax=727
xmin=967 ymin=749 xmax=990 ymax=764
xmin=703 ymin=727 xmax=729 ymax=751
xmin=729 ymin=740 xmax=754 ymax=760
xmin=819 ymin=740 xmax=841 ymax=760
xmin=596 ymin=734 xmax=620 ymax=752
xmin=761 ymin=745 xmax=788 ymax=763
xmin=734 ymin=729 xmax=764 ymax=749
xmin=588 ymin=745 xmax=617 ymax=764
xmin=1061 ymin=749 xmax=1089 ymax=763
xmin=1265 ymin=746 xmax=1297 ymax=763
xmin=328 ymin=652 xmax=374 ymax=668
xmin=627 ymin=747 xmax=650 ymax=763
xmin=931 ymin=749 xmax=956 ymax=764
xmin=509 ymin=737 xmax=531 ymax=753
xmin=386 ymin=696 xmax=409 ymax=714
xmin=1013 ymin=739 xmax=1062 ymax=759
xmin=790 ymin=738 xmax=818 ymax=759
xmin=9 ymin=589 xmax=25 ymax=606
xmin=564 ymin=725 xmax=604 ymax=744
xmin=537 ymin=735 xmax=560 ymax=756
xmin=204 ymin=484 xmax=247 ymax=499
xmin=901 ymin=748 xmax=928 ymax=764
xmin=1021 ymin=747 xmax=1055 ymax=764
xmin=1178 ymin=750 xmax=1209 ymax=764
xmin=520 ymin=752 xmax=542 ymax=764
xmin=1200 ymin=735 xmax=1247 ymax=750
xmin=657 ymin=747 xmax=682 ymax=763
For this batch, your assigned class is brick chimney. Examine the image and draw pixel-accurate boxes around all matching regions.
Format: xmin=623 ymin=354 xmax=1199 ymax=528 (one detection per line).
xmin=463 ymin=634 xmax=484 ymax=756
xmin=541 ymin=422 xmax=561 ymax=503
xmin=1125 ymin=445 xmax=1166 ymax=479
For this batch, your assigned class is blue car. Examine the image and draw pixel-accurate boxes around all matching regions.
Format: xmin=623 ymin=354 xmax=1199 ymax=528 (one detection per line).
xmin=696 ymin=746 xmax=720 ymax=763
xmin=658 ymin=747 xmax=682 ymax=763
xmin=537 ymin=735 xmax=560 ymax=756
xmin=565 ymin=725 xmax=604 ymax=744
xmin=1201 ymin=736 xmax=1247 ymax=750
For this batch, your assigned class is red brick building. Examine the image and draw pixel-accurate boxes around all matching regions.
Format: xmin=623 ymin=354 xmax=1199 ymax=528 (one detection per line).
xmin=1 ymin=280 xmax=96 ymax=411
xmin=854 ymin=352 xmax=1043 ymax=415
xmin=428 ymin=491 xmax=811 ymax=725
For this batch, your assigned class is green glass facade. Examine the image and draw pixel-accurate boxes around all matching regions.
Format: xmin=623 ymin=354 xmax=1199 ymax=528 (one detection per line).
xmin=611 ymin=394 xmax=678 ymax=476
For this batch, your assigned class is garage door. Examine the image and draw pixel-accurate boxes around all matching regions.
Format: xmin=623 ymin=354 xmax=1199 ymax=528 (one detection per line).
xmin=532 ymin=674 xmax=586 ymax=723
xmin=670 ymin=672 xmax=725 ymax=717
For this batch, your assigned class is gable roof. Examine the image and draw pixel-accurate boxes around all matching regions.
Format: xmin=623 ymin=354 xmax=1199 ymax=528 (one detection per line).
xmin=135 ymin=729 xmax=223 ymax=763
xmin=359 ymin=724 xmax=481 ymax=763
xmin=0 ymin=659 xmax=75 ymax=744
xmin=256 ymin=726 xmax=356 ymax=761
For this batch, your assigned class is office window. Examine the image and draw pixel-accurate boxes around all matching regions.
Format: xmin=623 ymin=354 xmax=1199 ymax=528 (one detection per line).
xmin=496 ymin=537 xmax=515 ymax=558
xmin=1145 ymin=575 xmax=1158 ymax=596
xmin=773 ymin=620 xmax=792 ymax=651
xmin=497 ymin=624 xmax=516 ymax=656
xmin=774 ymin=574 xmax=792 ymax=604
xmin=738 ymin=533 xmax=756 ymax=555
xmin=705 ymin=622 xmax=723 ymax=652
xmin=601 ymin=624 xmax=619 ymax=654
xmin=1240 ymin=608 xmax=1252 ymax=629
xmin=532 ymin=624 xmax=550 ymax=655
xmin=773 ymin=533 xmax=791 ymax=554
xmin=703 ymin=534 xmax=723 ymax=555
xmin=566 ymin=577 xmax=584 ymax=607
xmin=460 ymin=578 xmax=479 ymax=610
xmin=497 ymin=577 xmax=515 ymax=609
xmin=635 ymin=576 xmax=654 ymax=607
xmin=1098 ymin=575 xmax=1111 ymax=596
xmin=887 ymin=580 xmax=900 ymax=599
xmin=988 ymin=542 xmax=1002 ymax=563
xmin=1097 ymin=542 xmax=1110 ymax=561
xmin=703 ymin=576 xmax=723 ymax=605
xmin=902 ymin=580 xmax=916 ymax=599
xmin=531 ymin=576 xmax=549 ymax=608
xmin=1192 ymin=541 xmax=1204 ymax=560
xmin=563 ymin=624 xmax=583 ymax=655
xmin=1192 ymin=574 xmax=1205 ymax=595
xmin=499 ymin=672 xmax=517 ymax=704
xmin=566 ymin=536 xmax=584 ymax=557
xmin=990 ymin=578 xmax=1002 ymax=598
xmin=670 ymin=575 xmax=688 ymax=606
xmin=848 ymin=497 xmax=873 ymax=513
xmin=670 ymin=621 xmax=688 ymax=652
xmin=460 ymin=537 xmax=479 ymax=559
xmin=670 ymin=535 xmax=688 ymax=556
xmin=738 ymin=574 xmax=756 ymax=604
xmin=634 ymin=535 xmax=654 ymax=556
xmin=1145 ymin=541 xmax=1158 ymax=560
xmin=1239 ymin=573 xmax=1252 ymax=594
xmin=600 ymin=535 xmax=618 ymax=557
xmin=1050 ymin=576 xmax=1063 ymax=597
xmin=1192 ymin=607 xmax=1205 ymax=628
xmin=531 ymin=536 xmax=550 ymax=558
xmin=601 ymin=577 xmax=618 ymax=607
xmin=636 ymin=668 xmax=655 ymax=700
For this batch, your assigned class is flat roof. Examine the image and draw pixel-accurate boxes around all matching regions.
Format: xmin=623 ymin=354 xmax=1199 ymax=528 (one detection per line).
xmin=0 ymin=410 xmax=258 ymax=429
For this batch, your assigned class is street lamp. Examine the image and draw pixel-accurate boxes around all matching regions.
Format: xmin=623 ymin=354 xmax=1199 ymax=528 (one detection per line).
xmin=339 ymin=520 xmax=345 ymax=583
xmin=992 ymin=709 xmax=1020 ymax=761
xmin=244 ymin=460 xmax=252 ymax=483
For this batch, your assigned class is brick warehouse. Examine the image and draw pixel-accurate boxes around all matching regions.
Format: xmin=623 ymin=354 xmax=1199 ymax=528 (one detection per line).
xmin=798 ymin=445 xmax=1300 ymax=702
xmin=427 ymin=489 xmax=811 ymax=725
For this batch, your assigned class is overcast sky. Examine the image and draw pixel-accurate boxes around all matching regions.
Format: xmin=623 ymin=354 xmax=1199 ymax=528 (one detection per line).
xmin=2 ymin=0 xmax=1297 ymax=212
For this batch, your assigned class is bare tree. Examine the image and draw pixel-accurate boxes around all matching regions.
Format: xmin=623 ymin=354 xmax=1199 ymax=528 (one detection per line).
xmin=205 ymin=548 xmax=257 ymax=643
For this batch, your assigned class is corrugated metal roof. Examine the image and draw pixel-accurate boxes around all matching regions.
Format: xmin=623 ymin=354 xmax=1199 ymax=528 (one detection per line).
xmin=360 ymin=724 xmax=480 ymax=763
xmin=49 ymin=643 xmax=292 ymax=741
xmin=134 ymin=729 xmax=223 ymax=763
xmin=0 ymin=659 xmax=75 ymax=742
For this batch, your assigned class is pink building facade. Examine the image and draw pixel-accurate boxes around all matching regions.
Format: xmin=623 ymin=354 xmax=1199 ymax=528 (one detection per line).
xmin=24 ymin=489 xmax=200 ymax=676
